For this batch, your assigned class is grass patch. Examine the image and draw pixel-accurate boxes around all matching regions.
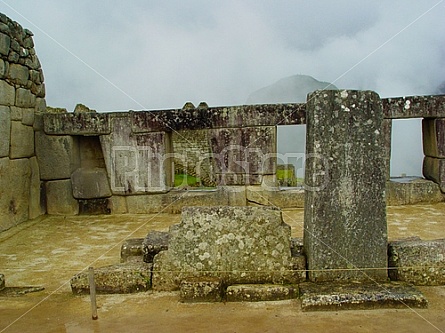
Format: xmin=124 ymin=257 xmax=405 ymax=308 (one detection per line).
xmin=174 ymin=174 xmax=201 ymax=188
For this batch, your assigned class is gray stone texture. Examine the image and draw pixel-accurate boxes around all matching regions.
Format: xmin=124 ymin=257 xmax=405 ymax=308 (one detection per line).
xmin=10 ymin=121 xmax=34 ymax=159
xmin=35 ymin=133 xmax=79 ymax=180
xmin=0 ymin=32 xmax=10 ymax=55
xmin=29 ymin=156 xmax=43 ymax=219
xmin=388 ymin=238 xmax=445 ymax=285
xmin=423 ymin=118 xmax=445 ymax=158
xmin=108 ymin=195 xmax=128 ymax=214
xmin=304 ymin=90 xmax=388 ymax=282
xmin=386 ymin=179 xmax=443 ymax=205
xmin=300 ymin=282 xmax=427 ymax=311
xmin=70 ymin=262 xmax=152 ymax=294
xmin=423 ymin=157 xmax=445 ymax=192
xmin=152 ymin=206 xmax=299 ymax=291
xmin=0 ymin=80 xmax=15 ymax=106
xmin=100 ymin=116 xmax=172 ymax=194
xmin=8 ymin=63 xmax=29 ymax=86
xmin=44 ymin=112 xmax=110 ymax=135
xmin=0 ymin=274 xmax=4 ymax=291
xmin=0 ymin=158 xmax=31 ymax=231
xmin=71 ymin=167 xmax=111 ymax=199
xmin=120 ymin=238 xmax=144 ymax=263
xmin=179 ymin=277 xmax=224 ymax=303
xmin=15 ymin=88 xmax=36 ymax=108
xmin=0 ymin=105 xmax=10 ymax=157
xmin=226 ymin=284 xmax=298 ymax=302
xmin=45 ymin=179 xmax=78 ymax=215
xmin=382 ymin=95 xmax=445 ymax=118
xmin=142 ymin=231 xmax=169 ymax=263
xmin=21 ymin=108 xmax=35 ymax=126
xmin=246 ymin=186 xmax=305 ymax=208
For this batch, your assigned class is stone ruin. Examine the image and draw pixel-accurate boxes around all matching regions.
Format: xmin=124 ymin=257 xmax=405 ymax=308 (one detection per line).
xmin=1 ymin=13 xmax=444 ymax=310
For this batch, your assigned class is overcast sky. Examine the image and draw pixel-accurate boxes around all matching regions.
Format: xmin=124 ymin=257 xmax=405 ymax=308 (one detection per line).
xmin=1 ymin=0 xmax=444 ymax=176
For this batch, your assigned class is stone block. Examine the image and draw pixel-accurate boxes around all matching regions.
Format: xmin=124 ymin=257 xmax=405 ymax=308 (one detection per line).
xmin=70 ymin=262 xmax=152 ymax=295
xmin=142 ymin=231 xmax=169 ymax=263
xmin=388 ymin=238 xmax=445 ymax=285
xmin=10 ymin=121 xmax=34 ymax=158
xmin=21 ymin=108 xmax=35 ymax=126
xmin=8 ymin=63 xmax=29 ymax=86
xmin=100 ymin=116 xmax=172 ymax=194
xmin=423 ymin=156 xmax=445 ymax=192
xmin=0 ymin=158 xmax=31 ymax=231
xmin=126 ymin=195 xmax=165 ymax=214
xmin=0 ymin=59 xmax=6 ymax=78
xmin=0 ymin=80 xmax=15 ymax=106
xmin=44 ymin=112 xmax=110 ymax=135
xmin=15 ymin=88 xmax=36 ymax=108
xmin=246 ymin=186 xmax=305 ymax=208
xmin=152 ymin=206 xmax=297 ymax=291
xmin=304 ymin=90 xmax=387 ymax=283
xmin=79 ymin=136 xmax=105 ymax=168
xmin=29 ymin=156 xmax=43 ymax=219
xmin=0 ymin=32 xmax=10 ymax=55
xmin=120 ymin=238 xmax=144 ymax=263
xmin=423 ymin=118 xmax=445 ymax=158
xmin=386 ymin=178 xmax=443 ymax=205
xmin=165 ymin=189 xmax=230 ymax=214
xmin=35 ymin=132 xmax=80 ymax=180
xmin=71 ymin=167 xmax=111 ymax=199
xmin=0 ymin=106 xmax=10 ymax=157
xmin=45 ymin=179 xmax=78 ymax=215
xmin=226 ymin=284 xmax=298 ymax=302
xmin=179 ymin=277 xmax=224 ymax=303
xmin=10 ymin=106 xmax=22 ymax=121
xmin=300 ymin=282 xmax=427 ymax=311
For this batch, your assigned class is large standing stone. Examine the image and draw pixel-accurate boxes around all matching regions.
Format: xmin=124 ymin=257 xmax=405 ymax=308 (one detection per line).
xmin=35 ymin=132 xmax=80 ymax=180
xmin=10 ymin=121 xmax=34 ymax=159
xmin=152 ymin=206 xmax=300 ymax=291
xmin=0 ymin=32 xmax=10 ymax=56
xmin=46 ymin=179 xmax=78 ymax=215
xmin=100 ymin=115 xmax=173 ymax=194
xmin=29 ymin=156 xmax=43 ymax=219
xmin=15 ymin=88 xmax=36 ymax=108
xmin=304 ymin=90 xmax=387 ymax=282
xmin=0 ymin=80 xmax=15 ymax=106
xmin=0 ymin=106 xmax=10 ymax=157
xmin=423 ymin=157 xmax=445 ymax=192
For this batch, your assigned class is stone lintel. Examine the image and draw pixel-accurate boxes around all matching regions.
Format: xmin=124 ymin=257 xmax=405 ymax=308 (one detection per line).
xmin=43 ymin=112 xmax=110 ymax=135
xmin=382 ymin=95 xmax=445 ymax=119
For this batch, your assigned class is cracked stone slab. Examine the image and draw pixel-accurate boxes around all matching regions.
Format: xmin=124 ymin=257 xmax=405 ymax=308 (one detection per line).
xmin=299 ymin=282 xmax=428 ymax=311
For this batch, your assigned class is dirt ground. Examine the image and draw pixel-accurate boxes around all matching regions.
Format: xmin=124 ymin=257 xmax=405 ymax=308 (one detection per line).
xmin=0 ymin=204 xmax=444 ymax=333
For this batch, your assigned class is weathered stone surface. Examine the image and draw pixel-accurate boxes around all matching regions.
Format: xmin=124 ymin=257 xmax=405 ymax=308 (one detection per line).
xmin=15 ymin=88 xmax=36 ymax=108
xmin=300 ymin=282 xmax=428 ymax=311
xmin=383 ymin=119 xmax=392 ymax=180
xmin=44 ymin=112 xmax=110 ymax=135
xmin=388 ymin=238 xmax=445 ymax=285
xmin=0 ymin=32 xmax=10 ymax=55
xmin=70 ymin=262 xmax=152 ymax=295
xmin=0 ymin=105 xmax=10 ymax=157
xmin=209 ymin=126 xmax=276 ymax=185
xmin=0 ymin=274 xmax=4 ymax=291
xmin=10 ymin=121 xmax=34 ymax=159
xmin=121 ymin=238 xmax=144 ymax=263
xmin=126 ymin=195 xmax=166 ymax=214
xmin=73 ymin=103 xmax=96 ymax=113
xmin=152 ymin=206 xmax=298 ymax=291
xmin=21 ymin=108 xmax=34 ymax=126
xmin=71 ymin=167 xmax=111 ymax=199
xmin=79 ymin=136 xmax=105 ymax=168
xmin=382 ymin=95 xmax=445 ymax=119
xmin=423 ymin=157 xmax=445 ymax=192
xmin=246 ymin=186 xmax=304 ymax=208
xmin=78 ymin=198 xmax=110 ymax=215
xmin=0 ymin=158 xmax=31 ymax=231
xmin=45 ymin=179 xmax=78 ymax=215
xmin=179 ymin=277 xmax=224 ymax=303
xmin=142 ymin=231 xmax=169 ymax=263
xmin=0 ymin=80 xmax=15 ymax=106
xmin=423 ymin=118 xmax=445 ymax=158
xmin=226 ymin=284 xmax=298 ymax=302
xmin=386 ymin=178 xmax=443 ymax=205
xmin=0 ymin=59 xmax=6 ymax=78
xmin=8 ymin=63 xmax=29 ymax=86
xmin=35 ymin=133 xmax=80 ymax=180
xmin=304 ymin=90 xmax=388 ymax=282
xmin=28 ymin=156 xmax=43 ymax=219
xmin=100 ymin=116 xmax=172 ymax=194
xmin=108 ymin=195 xmax=128 ymax=214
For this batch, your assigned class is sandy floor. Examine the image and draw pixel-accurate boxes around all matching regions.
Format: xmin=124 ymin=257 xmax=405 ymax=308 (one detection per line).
xmin=0 ymin=204 xmax=445 ymax=333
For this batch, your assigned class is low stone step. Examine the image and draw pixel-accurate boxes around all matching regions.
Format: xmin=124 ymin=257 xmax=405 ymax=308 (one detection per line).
xmin=179 ymin=277 xmax=224 ymax=303
xmin=300 ymin=282 xmax=428 ymax=311
xmin=226 ymin=284 xmax=298 ymax=302
xmin=70 ymin=262 xmax=152 ymax=295
xmin=120 ymin=238 xmax=144 ymax=263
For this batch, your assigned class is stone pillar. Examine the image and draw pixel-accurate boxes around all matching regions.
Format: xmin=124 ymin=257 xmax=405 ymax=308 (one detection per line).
xmin=304 ymin=90 xmax=388 ymax=283
xmin=422 ymin=118 xmax=445 ymax=192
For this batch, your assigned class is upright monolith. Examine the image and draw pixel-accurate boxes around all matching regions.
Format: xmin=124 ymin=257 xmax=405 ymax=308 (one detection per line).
xmin=304 ymin=90 xmax=387 ymax=282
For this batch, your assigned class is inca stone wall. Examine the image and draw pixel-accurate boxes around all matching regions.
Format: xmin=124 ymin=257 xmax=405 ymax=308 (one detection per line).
xmin=0 ymin=14 xmax=46 ymax=231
